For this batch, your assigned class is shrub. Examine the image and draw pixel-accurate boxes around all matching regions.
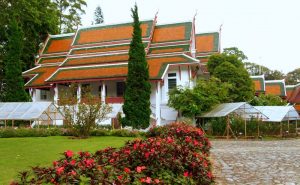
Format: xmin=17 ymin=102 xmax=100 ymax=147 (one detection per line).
xmin=11 ymin=123 xmax=213 ymax=184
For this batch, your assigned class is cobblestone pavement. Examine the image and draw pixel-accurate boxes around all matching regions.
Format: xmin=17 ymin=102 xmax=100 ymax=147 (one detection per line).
xmin=211 ymin=139 xmax=300 ymax=185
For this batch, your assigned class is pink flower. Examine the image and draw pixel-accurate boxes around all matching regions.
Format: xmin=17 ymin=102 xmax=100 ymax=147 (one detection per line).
xmin=207 ymin=171 xmax=213 ymax=179
xmin=144 ymin=152 xmax=150 ymax=159
xmin=84 ymin=158 xmax=94 ymax=168
xmin=154 ymin=179 xmax=160 ymax=184
xmin=65 ymin=150 xmax=73 ymax=158
xmin=166 ymin=137 xmax=174 ymax=143
xmin=145 ymin=177 xmax=151 ymax=184
xmin=136 ymin=166 xmax=146 ymax=173
xmin=56 ymin=167 xmax=64 ymax=175
xmin=124 ymin=167 xmax=131 ymax=173
xmin=124 ymin=149 xmax=131 ymax=155
xmin=70 ymin=170 xmax=76 ymax=176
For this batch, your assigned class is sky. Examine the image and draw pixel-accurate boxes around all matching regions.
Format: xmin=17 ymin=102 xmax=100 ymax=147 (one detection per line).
xmin=81 ymin=0 xmax=300 ymax=74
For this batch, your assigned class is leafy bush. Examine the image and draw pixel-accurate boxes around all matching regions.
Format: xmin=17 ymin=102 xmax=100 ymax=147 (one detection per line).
xmin=0 ymin=128 xmax=50 ymax=138
xmin=11 ymin=123 xmax=213 ymax=185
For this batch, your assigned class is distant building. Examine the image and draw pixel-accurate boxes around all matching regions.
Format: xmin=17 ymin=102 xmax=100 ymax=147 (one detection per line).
xmin=23 ymin=16 xmax=220 ymax=125
xmin=251 ymin=75 xmax=300 ymax=112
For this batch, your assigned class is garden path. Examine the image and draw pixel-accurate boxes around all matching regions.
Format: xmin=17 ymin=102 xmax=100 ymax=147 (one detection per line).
xmin=211 ymin=139 xmax=300 ymax=185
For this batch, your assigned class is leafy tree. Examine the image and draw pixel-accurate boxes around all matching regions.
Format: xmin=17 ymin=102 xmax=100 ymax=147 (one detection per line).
xmin=250 ymin=94 xmax=287 ymax=106
xmin=0 ymin=0 xmax=59 ymax=91
xmin=207 ymin=54 xmax=243 ymax=75
xmin=94 ymin=6 xmax=104 ymax=24
xmin=168 ymin=77 xmax=231 ymax=118
xmin=208 ymin=48 xmax=254 ymax=102
xmin=122 ymin=4 xmax=151 ymax=129
xmin=1 ymin=18 xmax=28 ymax=102
xmin=244 ymin=62 xmax=270 ymax=76
xmin=285 ymin=68 xmax=300 ymax=85
xmin=223 ymin=47 xmax=248 ymax=61
xmin=213 ymin=62 xmax=254 ymax=102
xmin=53 ymin=0 xmax=87 ymax=33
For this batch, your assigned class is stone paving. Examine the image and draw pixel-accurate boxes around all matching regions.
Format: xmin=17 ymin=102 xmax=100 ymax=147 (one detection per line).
xmin=211 ymin=139 xmax=300 ymax=185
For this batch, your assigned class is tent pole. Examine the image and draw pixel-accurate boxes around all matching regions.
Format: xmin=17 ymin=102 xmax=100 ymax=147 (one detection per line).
xmin=226 ymin=116 xmax=229 ymax=140
xmin=280 ymin=122 xmax=283 ymax=137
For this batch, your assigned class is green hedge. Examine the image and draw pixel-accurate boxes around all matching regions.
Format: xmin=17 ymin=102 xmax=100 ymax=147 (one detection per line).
xmin=0 ymin=128 xmax=143 ymax=138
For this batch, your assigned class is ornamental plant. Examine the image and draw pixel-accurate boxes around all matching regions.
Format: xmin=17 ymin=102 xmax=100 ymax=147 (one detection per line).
xmin=11 ymin=123 xmax=213 ymax=185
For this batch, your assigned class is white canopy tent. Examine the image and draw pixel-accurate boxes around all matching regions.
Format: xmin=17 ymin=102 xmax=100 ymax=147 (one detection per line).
xmin=200 ymin=102 xmax=268 ymax=139
xmin=254 ymin=106 xmax=300 ymax=135
xmin=0 ymin=102 xmax=64 ymax=127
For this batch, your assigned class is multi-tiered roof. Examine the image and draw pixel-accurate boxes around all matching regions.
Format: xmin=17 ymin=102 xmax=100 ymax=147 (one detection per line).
xmin=23 ymin=16 xmax=220 ymax=88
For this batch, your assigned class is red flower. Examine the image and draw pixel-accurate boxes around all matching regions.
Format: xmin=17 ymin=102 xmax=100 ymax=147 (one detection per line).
xmin=145 ymin=177 xmax=151 ymax=184
xmin=84 ymin=159 xmax=94 ymax=168
xmin=144 ymin=152 xmax=150 ymax=159
xmin=53 ymin=161 xmax=58 ymax=167
xmin=124 ymin=167 xmax=131 ymax=173
xmin=124 ymin=149 xmax=131 ymax=155
xmin=70 ymin=170 xmax=76 ymax=176
xmin=154 ymin=179 xmax=160 ymax=184
xmin=70 ymin=160 xmax=76 ymax=166
xmin=56 ymin=167 xmax=64 ymax=175
xmin=207 ymin=171 xmax=213 ymax=179
xmin=166 ymin=137 xmax=174 ymax=143
xmin=185 ymin=136 xmax=192 ymax=143
xmin=136 ymin=166 xmax=146 ymax=173
xmin=65 ymin=150 xmax=73 ymax=158
xmin=184 ymin=171 xmax=189 ymax=177
xmin=117 ymin=175 xmax=123 ymax=180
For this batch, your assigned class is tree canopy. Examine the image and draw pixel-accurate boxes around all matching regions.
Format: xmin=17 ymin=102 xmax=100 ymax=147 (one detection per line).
xmin=122 ymin=5 xmax=151 ymax=129
xmin=94 ymin=6 xmax=104 ymax=24
xmin=285 ymin=68 xmax=300 ymax=85
xmin=1 ymin=18 xmax=28 ymax=102
xmin=250 ymin=94 xmax=287 ymax=106
xmin=208 ymin=48 xmax=254 ymax=102
xmin=168 ymin=77 xmax=231 ymax=118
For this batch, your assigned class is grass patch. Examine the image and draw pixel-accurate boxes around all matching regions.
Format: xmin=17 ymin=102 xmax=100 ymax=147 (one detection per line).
xmin=0 ymin=136 xmax=133 ymax=184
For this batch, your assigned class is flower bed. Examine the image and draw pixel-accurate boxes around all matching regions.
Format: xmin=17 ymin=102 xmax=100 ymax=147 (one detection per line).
xmin=11 ymin=123 xmax=213 ymax=185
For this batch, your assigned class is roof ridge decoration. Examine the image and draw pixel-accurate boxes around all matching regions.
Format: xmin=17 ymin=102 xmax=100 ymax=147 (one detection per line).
xmin=145 ymin=12 xmax=159 ymax=54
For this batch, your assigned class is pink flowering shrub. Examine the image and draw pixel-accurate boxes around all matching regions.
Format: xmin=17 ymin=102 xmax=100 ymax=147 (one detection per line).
xmin=11 ymin=123 xmax=213 ymax=185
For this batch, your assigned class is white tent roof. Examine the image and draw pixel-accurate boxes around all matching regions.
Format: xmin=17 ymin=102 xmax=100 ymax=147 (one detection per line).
xmin=200 ymin=102 xmax=268 ymax=119
xmin=254 ymin=106 xmax=300 ymax=122
xmin=0 ymin=102 xmax=64 ymax=121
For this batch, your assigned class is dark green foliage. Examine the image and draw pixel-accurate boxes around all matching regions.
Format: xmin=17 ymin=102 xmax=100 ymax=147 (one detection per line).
xmin=250 ymin=94 xmax=287 ymax=106
xmin=2 ymin=18 xmax=28 ymax=102
xmin=122 ymin=5 xmax=151 ymax=129
xmin=53 ymin=0 xmax=87 ymax=33
xmin=94 ymin=6 xmax=104 ymax=24
xmin=285 ymin=68 xmax=300 ymax=85
xmin=208 ymin=48 xmax=254 ymax=102
xmin=244 ymin=62 xmax=285 ymax=80
xmin=213 ymin=62 xmax=254 ymax=102
xmin=168 ymin=77 xmax=231 ymax=117
xmin=223 ymin=47 xmax=248 ymax=61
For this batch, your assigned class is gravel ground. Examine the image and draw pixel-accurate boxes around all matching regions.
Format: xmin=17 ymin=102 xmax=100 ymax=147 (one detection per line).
xmin=211 ymin=139 xmax=300 ymax=185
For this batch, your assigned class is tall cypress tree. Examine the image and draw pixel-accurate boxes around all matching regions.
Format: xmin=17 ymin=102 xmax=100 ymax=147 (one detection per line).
xmin=2 ymin=18 xmax=28 ymax=102
xmin=122 ymin=4 xmax=151 ymax=129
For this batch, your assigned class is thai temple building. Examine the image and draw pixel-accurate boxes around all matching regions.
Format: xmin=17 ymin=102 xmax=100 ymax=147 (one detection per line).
xmin=251 ymin=75 xmax=300 ymax=112
xmin=22 ymin=16 xmax=220 ymax=125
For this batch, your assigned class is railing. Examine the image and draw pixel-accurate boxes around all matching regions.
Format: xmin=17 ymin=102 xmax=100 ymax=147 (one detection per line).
xmin=106 ymin=97 xmax=124 ymax=104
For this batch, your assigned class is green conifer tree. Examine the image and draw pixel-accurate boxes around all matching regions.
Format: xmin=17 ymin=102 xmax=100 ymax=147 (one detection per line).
xmin=2 ymin=18 xmax=28 ymax=102
xmin=122 ymin=4 xmax=151 ymax=129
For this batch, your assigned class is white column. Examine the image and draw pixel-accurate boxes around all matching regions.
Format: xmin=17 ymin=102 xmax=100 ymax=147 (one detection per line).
xmin=54 ymin=84 xmax=58 ymax=105
xmin=77 ymin=83 xmax=81 ymax=103
xmin=155 ymin=81 xmax=162 ymax=126
xmin=101 ymin=82 xmax=106 ymax=103
xmin=30 ymin=88 xmax=36 ymax=102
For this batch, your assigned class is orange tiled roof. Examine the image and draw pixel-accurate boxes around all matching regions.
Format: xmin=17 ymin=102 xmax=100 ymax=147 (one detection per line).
xmin=152 ymin=22 xmax=192 ymax=43
xmin=73 ymin=20 xmax=154 ymax=45
xmin=70 ymin=44 xmax=130 ymax=55
xmin=265 ymin=80 xmax=286 ymax=97
xmin=23 ymin=65 xmax=59 ymax=88
xmin=149 ymin=45 xmax=189 ymax=54
xmin=37 ymin=56 xmax=66 ymax=65
xmin=46 ymin=54 xmax=198 ymax=82
xmin=195 ymin=32 xmax=219 ymax=54
xmin=61 ymin=54 xmax=129 ymax=67
xmin=250 ymin=75 xmax=265 ymax=92
xmin=42 ymin=34 xmax=74 ymax=55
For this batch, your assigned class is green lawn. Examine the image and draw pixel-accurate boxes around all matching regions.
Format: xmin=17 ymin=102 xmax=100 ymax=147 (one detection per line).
xmin=0 ymin=136 xmax=133 ymax=184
